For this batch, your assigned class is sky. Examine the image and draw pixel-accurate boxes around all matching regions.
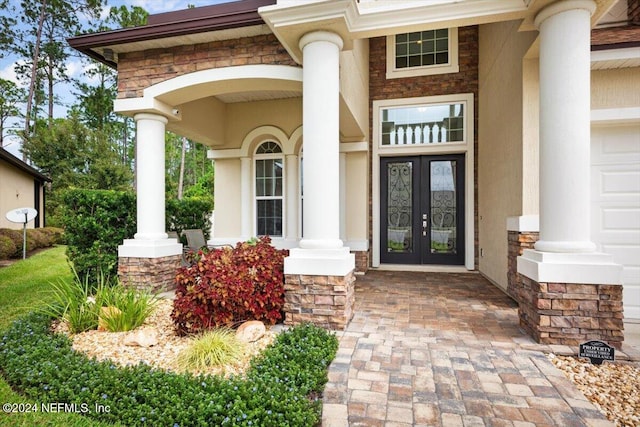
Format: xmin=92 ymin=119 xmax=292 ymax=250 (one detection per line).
xmin=0 ymin=0 xmax=233 ymax=156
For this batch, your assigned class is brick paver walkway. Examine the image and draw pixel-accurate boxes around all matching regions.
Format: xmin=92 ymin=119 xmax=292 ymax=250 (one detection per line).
xmin=322 ymin=271 xmax=614 ymax=427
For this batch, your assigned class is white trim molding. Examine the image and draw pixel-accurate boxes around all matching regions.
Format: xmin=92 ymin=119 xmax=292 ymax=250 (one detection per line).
xmin=591 ymin=107 xmax=640 ymax=125
xmin=507 ymin=215 xmax=539 ymax=232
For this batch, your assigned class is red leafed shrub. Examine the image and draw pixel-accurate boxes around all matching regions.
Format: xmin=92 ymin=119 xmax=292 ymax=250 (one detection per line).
xmin=171 ymin=236 xmax=288 ymax=335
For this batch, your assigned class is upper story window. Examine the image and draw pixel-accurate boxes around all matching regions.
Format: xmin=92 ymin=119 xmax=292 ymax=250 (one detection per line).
xmin=255 ymin=141 xmax=283 ymax=237
xmin=386 ymin=28 xmax=459 ymax=79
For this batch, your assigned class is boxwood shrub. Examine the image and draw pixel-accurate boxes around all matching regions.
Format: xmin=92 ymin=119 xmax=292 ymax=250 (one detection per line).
xmin=0 ymin=312 xmax=338 ymax=426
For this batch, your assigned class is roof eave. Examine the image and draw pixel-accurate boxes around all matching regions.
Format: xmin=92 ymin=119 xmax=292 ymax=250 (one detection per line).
xmin=0 ymin=149 xmax=51 ymax=183
xmin=67 ymin=0 xmax=276 ymax=69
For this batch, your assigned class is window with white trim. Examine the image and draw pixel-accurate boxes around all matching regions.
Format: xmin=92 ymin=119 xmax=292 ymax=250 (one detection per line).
xmin=255 ymin=141 xmax=284 ymax=237
xmin=386 ymin=28 xmax=459 ymax=79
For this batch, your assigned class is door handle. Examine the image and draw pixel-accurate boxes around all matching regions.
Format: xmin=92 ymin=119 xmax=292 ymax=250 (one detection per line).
xmin=422 ymin=214 xmax=428 ymax=236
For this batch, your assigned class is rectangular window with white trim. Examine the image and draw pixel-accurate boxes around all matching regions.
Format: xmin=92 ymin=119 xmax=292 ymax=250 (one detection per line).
xmin=387 ymin=28 xmax=459 ymax=79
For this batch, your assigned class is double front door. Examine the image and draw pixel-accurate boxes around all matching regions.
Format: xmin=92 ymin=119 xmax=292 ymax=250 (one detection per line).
xmin=381 ymin=155 xmax=465 ymax=265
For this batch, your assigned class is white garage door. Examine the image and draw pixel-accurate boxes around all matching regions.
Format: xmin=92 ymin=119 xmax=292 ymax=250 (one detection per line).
xmin=591 ymin=123 xmax=640 ymax=320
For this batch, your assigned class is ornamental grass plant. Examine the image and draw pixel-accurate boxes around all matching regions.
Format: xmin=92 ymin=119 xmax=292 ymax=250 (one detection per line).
xmin=176 ymin=328 xmax=246 ymax=371
xmin=42 ymin=267 xmax=157 ymax=333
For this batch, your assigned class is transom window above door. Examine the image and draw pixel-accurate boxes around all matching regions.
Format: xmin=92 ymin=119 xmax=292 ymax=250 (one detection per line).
xmin=381 ymin=102 xmax=465 ymax=146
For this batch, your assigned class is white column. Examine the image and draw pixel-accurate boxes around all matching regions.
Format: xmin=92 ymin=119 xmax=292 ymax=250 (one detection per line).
xmin=298 ymin=31 xmax=343 ymax=250
xmin=285 ymin=154 xmax=299 ymax=241
xmin=118 ymin=113 xmax=182 ymax=258
xmin=339 ymin=151 xmax=347 ymax=242
xmin=534 ymin=0 xmax=596 ymax=253
xmin=240 ymin=157 xmax=252 ymax=240
xmin=285 ymin=31 xmax=354 ymax=275
xmin=518 ymin=0 xmax=621 ymax=285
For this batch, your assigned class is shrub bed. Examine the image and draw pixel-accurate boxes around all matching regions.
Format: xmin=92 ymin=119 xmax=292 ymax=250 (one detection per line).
xmin=0 ymin=227 xmax=64 ymax=260
xmin=172 ymin=237 xmax=288 ymax=335
xmin=0 ymin=312 xmax=338 ymax=426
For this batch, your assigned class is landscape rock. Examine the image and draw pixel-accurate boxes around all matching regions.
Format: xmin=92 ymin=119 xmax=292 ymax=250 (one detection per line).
xmin=236 ymin=320 xmax=266 ymax=343
xmin=123 ymin=328 xmax=159 ymax=348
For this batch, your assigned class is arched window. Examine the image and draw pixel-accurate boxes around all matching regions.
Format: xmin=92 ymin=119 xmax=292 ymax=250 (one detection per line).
xmin=255 ymin=141 xmax=284 ymax=237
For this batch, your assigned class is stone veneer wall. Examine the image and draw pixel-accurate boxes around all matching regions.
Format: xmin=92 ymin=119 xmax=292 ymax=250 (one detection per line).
xmin=117 ymin=34 xmax=297 ymax=99
xmin=368 ymin=26 xmax=479 ymax=268
xmin=118 ymin=255 xmax=182 ymax=293
xmin=284 ymin=271 xmax=356 ymax=330
xmin=353 ymin=250 xmax=369 ymax=273
xmin=519 ymin=276 xmax=624 ymax=349
xmin=507 ymin=230 xmax=539 ymax=302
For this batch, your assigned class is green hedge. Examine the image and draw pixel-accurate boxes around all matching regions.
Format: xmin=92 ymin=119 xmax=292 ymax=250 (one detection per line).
xmin=61 ymin=190 xmax=136 ymax=284
xmin=0 ymin=227 xmax=64 ymax=260
xmin=0 ymin=312 xmax=338 ymax=426
xmin=61 ymin=189 xmax=214 ymax=283
xmin=166 ymin=197 xmax=214 ymax=245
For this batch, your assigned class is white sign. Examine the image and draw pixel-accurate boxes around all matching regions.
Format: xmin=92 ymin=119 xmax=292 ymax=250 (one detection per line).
xmin=5 ymin=207 xmax=38 ymax=224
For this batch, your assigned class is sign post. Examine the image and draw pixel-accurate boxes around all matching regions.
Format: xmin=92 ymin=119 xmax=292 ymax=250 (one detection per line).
xmin=4 ymin=208 xmax=38 ymax=260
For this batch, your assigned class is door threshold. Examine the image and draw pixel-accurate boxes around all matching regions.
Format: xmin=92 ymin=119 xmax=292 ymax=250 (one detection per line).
xmin=373 ymin=264 xmax=475 ymax=273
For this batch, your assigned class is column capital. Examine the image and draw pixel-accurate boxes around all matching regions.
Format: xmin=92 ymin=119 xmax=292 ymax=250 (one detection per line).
xmin=133 ymin=112 xmax=169 ymax=124
xmin=299 ymin=31 xmax=343 ymax=51
xmin=534 ymin=0 xmax=596 ymax=29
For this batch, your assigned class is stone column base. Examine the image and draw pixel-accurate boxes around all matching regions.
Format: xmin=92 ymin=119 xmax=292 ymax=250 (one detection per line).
xmin=284 ymin=270 xmax=356 ymax=330
xmin=518 ymin=276 xmax=624 ymax=348
xmin=507 ymin=230 xmax=539 ymax=303
xmin=118 ymin=254 xmax=182 ymax=293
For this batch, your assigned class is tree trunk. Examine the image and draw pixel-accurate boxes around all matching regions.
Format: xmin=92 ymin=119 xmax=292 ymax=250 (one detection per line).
xmin=22 ymin=0 xmax=47 ymax=159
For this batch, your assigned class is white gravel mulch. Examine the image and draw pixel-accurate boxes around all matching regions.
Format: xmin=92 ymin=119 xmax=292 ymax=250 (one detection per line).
xmin=550 ymin=354 xmax=640 ymax=427
xmin=54 ymin=299 xmax=276 ymax=378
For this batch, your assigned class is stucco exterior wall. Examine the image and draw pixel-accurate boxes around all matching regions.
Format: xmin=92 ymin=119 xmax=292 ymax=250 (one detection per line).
xmin=225 ymin=98 xmax=302 ymax=150
xmin=345 ymin=151 xmax=368 ymax=245
xmin=213 ymin=158 xmax=242 ymax=238
xmin=0 ymin=162 xmax=41 ymax=229
xmin=478 ymin=21 xmax=537 ymax=291
xmin=340 ymin=38 xmax=370 ymax=141
xmin=592 ymin=67 xmax=640 ymax=110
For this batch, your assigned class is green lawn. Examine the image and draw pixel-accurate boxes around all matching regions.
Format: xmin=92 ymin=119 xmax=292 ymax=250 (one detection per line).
xmin=0 ymin=246 xmax=113 ymax=427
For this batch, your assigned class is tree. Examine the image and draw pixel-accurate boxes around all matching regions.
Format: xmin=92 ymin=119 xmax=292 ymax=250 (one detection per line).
xmin=0 ymin=79 xmax=26 ymax=147
xmin=72 ymin=5 xmax=148 ymax=180
xmin=0 ymin=0 xmax=16 ymax=60
xmin=14 ymin=0 xmax=105 ymax=143
xmin=21 ymin=112 xmax=132 ymax=225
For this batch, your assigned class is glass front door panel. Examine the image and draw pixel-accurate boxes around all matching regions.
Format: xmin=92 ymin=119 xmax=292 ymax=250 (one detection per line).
xmin=429 ymin=161 xmax=457 ymax=254
xmin=386 ymin=161 xmax=413 ymax=253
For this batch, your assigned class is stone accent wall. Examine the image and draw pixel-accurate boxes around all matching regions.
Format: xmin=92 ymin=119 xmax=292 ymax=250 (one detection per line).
xmin=284 ymin=271 xmax=356 ymax=330
xmin=118 ymin=255 xmax=182 ymax=293
xmin=117 ymin=34 xmax=298 ymax=99
xmin=369 ymin=26 xmax=479 ymax=268
xmin=519 ymin=276 xmax=624 ymax=349
xmin=353 ymin=250 xmax=369 ymax=273
xmin=507 ymin=230 xmax=539 ymax=302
